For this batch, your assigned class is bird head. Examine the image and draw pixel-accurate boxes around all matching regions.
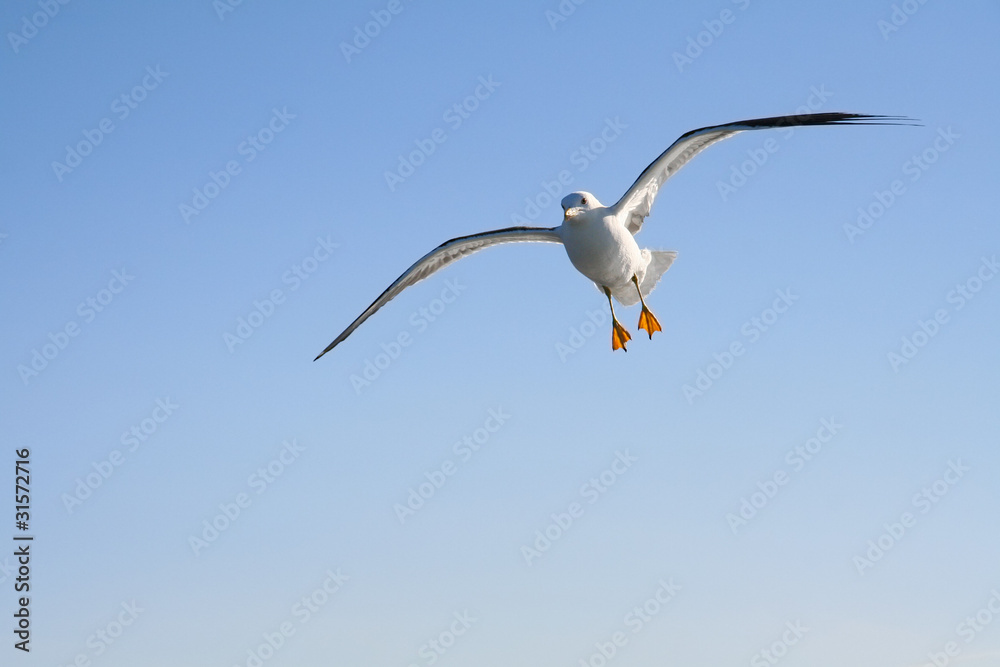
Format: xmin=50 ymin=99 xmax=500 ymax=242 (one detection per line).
xmin=561 ymin=191 xmax=601 ymax=221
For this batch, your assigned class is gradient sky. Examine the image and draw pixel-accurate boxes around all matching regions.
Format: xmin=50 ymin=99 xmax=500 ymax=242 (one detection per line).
xmin=2 ymin=1 xmax=999 ymax=666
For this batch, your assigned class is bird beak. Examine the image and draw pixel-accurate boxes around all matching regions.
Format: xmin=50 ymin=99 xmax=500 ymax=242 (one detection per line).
xmin=563 ymin=207 xmax=581 ymax=221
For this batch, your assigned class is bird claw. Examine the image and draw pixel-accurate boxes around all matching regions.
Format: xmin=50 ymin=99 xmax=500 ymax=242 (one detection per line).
xmin=638 ymin=307 xmax=662 ymax=339
xmin=612 ymin=319 xmax=631 ymax=351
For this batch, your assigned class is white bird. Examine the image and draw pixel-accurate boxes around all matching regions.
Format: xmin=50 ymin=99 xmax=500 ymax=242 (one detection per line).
xmin=315 ymin=112 xmax=912 ymax=359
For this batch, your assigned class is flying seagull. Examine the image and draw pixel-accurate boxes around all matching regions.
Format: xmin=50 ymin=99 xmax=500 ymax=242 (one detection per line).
xmin=315 ymin=112 xmax=912 ymax=359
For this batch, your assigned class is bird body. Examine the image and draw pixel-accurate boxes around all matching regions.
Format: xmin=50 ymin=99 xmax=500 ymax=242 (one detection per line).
xmin=314 ymin=112 xmax=914 ymax=359
xmin=560 ymin=194 xmax=644 ymax=297
xmin=558 ymin=193 xmax=674 ymax=307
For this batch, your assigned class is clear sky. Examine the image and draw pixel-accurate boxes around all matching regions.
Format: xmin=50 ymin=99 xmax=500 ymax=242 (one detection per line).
xmin=2 ymin=1 xmax=999 ymax=666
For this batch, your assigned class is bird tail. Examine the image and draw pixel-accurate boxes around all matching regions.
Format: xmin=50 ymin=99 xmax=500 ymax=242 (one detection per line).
xmin=639 ymin=249 xmax=677 ymax=297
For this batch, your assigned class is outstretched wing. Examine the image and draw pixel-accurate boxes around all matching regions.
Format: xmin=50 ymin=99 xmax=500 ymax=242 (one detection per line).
xmin=613 ymin=112 xmax=917 ymax=235
xmin=314 ymin=226 xmax=563 ymax=359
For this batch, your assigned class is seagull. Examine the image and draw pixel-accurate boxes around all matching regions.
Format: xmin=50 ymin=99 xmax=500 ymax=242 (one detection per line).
xmin=315 ymin=112 xmax=912 ymax=359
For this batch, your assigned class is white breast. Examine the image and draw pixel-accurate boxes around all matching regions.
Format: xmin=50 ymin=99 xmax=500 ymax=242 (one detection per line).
xmin=561 ymin=209 xmax=643 ymax=290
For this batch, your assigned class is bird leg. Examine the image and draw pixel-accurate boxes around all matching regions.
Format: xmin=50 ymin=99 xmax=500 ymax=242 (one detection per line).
xmin=633 ymin=275 xmax=662 ymax=339
xmin=604 ymin=286 xmax=631 ymax=352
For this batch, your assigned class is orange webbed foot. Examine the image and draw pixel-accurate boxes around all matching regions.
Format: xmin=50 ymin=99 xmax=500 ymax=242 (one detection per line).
xmin=638 ymin=307 xmax=662 ymax=339
xmin=612 ymin=319 xmax=632 ymax=351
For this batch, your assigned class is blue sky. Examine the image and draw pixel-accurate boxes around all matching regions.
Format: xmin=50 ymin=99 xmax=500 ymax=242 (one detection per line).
xmin=2 ymin=1 xmax=999 ymax=665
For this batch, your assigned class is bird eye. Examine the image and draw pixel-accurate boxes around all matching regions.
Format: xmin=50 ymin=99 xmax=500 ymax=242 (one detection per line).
xmin=581 ymin=197 xmax=588 ymax=205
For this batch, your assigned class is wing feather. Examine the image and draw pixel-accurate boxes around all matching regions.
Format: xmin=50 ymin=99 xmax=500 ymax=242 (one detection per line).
xmin=613 ymin=112 xmax=917 ymax=234
xmin=314 ymin=226 xmax=562 ymax=359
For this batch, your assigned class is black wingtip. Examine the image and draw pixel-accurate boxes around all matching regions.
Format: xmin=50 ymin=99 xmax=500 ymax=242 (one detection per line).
xmin=681 ymin=112 xmax=922 ymax=140
xmin=822 ymin=113 xmax=922 ymax=127
xmin=738 ymin=112 xmax=921 ymax=128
